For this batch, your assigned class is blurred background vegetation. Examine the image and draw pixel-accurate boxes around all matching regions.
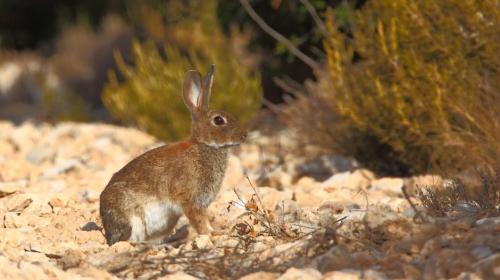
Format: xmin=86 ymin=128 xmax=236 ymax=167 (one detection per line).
xmin=0 ymin=0 xmax=498 ymax=176
xmin=283 ymin=0 xmax=499 ymax=175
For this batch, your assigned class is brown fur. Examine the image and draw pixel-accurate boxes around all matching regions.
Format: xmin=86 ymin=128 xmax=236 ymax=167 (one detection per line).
xmin=99 ymin=65 xmax=247 ymax=245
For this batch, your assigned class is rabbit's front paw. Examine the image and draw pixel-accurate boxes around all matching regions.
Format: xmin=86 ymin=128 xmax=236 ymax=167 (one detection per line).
xmin=183 ymin=206 xmax=211 ymax=234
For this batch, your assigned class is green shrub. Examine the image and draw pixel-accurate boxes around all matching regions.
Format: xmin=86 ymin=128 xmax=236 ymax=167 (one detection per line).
xmin=41 ymin=85 xmax=92 ymax=122
xmin=305 ymin=0 xmax=500 ymax=175
xmin=102 ymin=1 xmax=262 ymax=141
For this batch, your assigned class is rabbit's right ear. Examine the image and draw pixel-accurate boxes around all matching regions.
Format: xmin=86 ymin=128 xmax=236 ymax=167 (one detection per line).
xmin=202 ymin=65 xmax=215 ymax=106
xmin=183 ymin=70 xmax=205 ymax=115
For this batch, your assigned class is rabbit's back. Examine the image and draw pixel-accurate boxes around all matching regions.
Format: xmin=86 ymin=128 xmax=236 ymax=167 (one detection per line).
xmin=104 ymin=141 xmax=228 ymax=201
xmin=110 ymin=141 xmax=194 ymax=185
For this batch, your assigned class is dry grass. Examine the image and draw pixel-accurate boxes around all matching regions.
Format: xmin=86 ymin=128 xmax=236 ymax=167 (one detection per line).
xmin=105 ymin=228 xmax=340 ymax=279
xmin=419 ymin=169 xmax=500 ymax=218
xmin=101 ymin=183 xmax=344 ymax=279
xmin=228 ymin=178 xmax=320 ymax=241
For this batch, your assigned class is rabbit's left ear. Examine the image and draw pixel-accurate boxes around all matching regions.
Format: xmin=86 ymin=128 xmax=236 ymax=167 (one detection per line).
xmin=201 ymin=64 xmax=215 ymax=109
xmin=183 ymin=70 xmax=204 ymax=114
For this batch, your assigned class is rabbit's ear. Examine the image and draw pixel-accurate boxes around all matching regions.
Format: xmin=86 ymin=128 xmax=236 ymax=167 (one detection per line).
xmin=183 ymin=70 xmax=204 ymax=114
xmin=201 ymin=64 xmax=215 ymax=108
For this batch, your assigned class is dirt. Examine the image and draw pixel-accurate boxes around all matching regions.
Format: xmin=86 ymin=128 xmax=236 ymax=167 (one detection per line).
xmin=0 ymin=121 xmax=498 ymax=279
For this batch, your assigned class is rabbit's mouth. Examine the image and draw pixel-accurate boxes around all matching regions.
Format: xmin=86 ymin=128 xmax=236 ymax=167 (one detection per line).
xmin=204 ymin=141 xmax=241 ymax=148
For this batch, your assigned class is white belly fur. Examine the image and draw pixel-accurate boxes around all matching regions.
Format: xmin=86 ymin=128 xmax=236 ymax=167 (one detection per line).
xmin=129 ymin=200 xmax=183 ymax=242
xmin=129 ymin=215 xmax=145 ymax=242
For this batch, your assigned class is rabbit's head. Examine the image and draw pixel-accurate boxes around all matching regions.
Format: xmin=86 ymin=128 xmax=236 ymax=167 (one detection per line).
xmin=183 ymin=65 xmax=247 ymax=148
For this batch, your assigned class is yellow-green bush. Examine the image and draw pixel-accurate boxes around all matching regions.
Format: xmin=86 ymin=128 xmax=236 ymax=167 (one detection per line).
xmin=323 ymin=0 xmax=500 ymax=175
xmin=102 ymin=1 xmax=262 ymax=141
xmin=288 ymin=0 xmax=499 ymax=175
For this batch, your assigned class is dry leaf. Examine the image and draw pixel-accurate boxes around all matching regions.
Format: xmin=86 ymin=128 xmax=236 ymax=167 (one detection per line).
xmin=234 ymin=223 xmax=252 ymax=236
xmin=245 ymin=197 xmax=258 ymax=212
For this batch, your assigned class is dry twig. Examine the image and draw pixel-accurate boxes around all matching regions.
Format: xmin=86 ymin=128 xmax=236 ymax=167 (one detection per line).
xmin=239 ymin=0 xmax=321 ymax=71
xmin=299 ymin=0 xmax=329 ymax=38
xmin=402 ymin=185 xmax=428 ymax=223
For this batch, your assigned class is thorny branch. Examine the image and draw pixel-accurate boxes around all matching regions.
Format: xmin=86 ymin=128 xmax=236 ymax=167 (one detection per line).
xmin=299 ymin=0 xmax=329 ymax=38
xmin=239 ymin=0 xmax=321 ymax=72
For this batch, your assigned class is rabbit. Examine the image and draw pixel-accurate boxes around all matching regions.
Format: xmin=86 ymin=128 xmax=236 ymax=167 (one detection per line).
xmin=99 ymin=65 xmax=247 ymax=245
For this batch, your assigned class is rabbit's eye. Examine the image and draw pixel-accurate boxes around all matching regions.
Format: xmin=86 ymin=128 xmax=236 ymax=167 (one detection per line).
xmin=213 ymin=115 xmax=226 ymax=126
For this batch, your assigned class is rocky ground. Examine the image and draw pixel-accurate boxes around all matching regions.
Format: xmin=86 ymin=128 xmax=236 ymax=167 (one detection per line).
xmin=0 ymin=121 xmax=498 ymax=279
